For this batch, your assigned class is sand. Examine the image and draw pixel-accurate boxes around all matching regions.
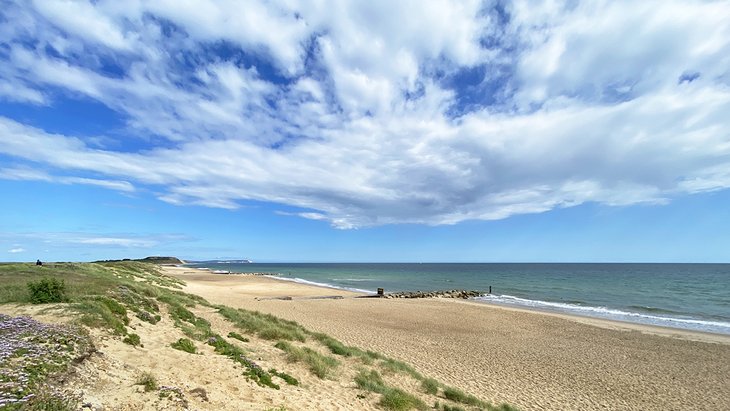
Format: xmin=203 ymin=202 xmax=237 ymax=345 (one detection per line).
xmin=164 ymin=267 xmax=730 ymax=411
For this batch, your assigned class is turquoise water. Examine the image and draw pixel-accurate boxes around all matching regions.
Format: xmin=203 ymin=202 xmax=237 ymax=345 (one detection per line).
xmin=186 ymin=262 xmax=730 ymax=335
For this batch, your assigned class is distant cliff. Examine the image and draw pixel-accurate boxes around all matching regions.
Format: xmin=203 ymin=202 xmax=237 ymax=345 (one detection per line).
xmin=94 ymin=256 xmax=185 ymax=265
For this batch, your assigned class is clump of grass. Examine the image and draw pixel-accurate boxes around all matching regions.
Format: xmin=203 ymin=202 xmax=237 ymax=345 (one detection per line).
xmin=354 ymin=369 xmax=426 ymax=410
xmin=354 ymin=369 xmax=386 ymax=392
xmin=274 ymin=341 xmax=339 ymax=379
xmin=421 ymin=377 xmax=439 ymax=395
xmin=379 ymin=387 xmax=427 ymax=411
xmin=227 ymin=331 xmax=249 ymax=342
xmin=269 ymin=369 xmax=299 ymax=386
xmin=442 ymin=387 xmax=487 ymax=408
xmin=75 ymin=299 xmax=128 ymax=335
xmin=123 ymin=333 xmax=141 ymax=347
xmin=171 ymin=338 xmax=197 ymax=354
xmin=207 ymin=335 xmax=279 ymax=389
xmin=27 ymin=277 xmax=67 ymax=304
xmin=380 ymin=358 xmax=423 ymax=380
xmin=166 ymin=303 xmax=211 ymax=340
xmin=135 ymin=372 xmax=158 ymax=392
xmin=217 ymin=306 xmax=307 ymax=342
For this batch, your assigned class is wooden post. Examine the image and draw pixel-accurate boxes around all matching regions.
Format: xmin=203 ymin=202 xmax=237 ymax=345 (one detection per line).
xmin=377 ymin=288 xmax=384 ymax=296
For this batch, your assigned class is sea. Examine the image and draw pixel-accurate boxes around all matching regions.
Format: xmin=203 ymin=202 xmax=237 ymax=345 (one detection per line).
xmin=185 ymin=262 xmax=730 ymax=335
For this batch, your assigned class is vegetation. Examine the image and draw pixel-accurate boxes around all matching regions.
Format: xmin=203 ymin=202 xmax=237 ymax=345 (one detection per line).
xmin=354 ymin=369 xmax=428 ymax=411
xmin=227 ymin=331 xmax=249 ymax=342
xmin=170 ymin=337 xmax=197 ymax=354
xmin=27 ymin=277 xmax=67 ymax=304
xmin=269 ymin=369 xmax=299 ymax=386
xmin=135 ymin=372 xmax=158 ymax=392
xmin=0 ymin=314 xmax=92 ymax=410
xmin=216 ymin=306 xmax=307 ymax=342
xmin=274 ymin=341 xmax=339 ymax=379
xmin=123 ymin=333 xmax=142 ymax=347
xmin=421 ymin=378 xmax=439 ymax=395
xmin=442 ymin=387 xmax=488 ymax=408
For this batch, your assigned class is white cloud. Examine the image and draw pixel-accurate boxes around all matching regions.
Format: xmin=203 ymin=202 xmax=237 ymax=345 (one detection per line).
xmin=8 ymin=248 xmax=26 ymax=253
xmin=0 ymin=1 xmax=729 ymax=228
xmin=0 ymin=167 xmax=135 ymax=192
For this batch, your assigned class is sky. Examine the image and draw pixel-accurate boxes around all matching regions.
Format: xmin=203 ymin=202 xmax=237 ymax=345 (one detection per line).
xmin=1 ymin=0 xmax=730 ymax=263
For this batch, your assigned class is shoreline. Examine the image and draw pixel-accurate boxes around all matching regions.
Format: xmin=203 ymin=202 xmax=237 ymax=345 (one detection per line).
xmin=163 ymin=266 xmax=730 ymax=410
xmin=174 ymin=266 xmax=730 ymax=343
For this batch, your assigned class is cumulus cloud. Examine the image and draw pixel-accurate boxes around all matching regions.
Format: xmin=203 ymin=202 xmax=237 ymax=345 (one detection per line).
xmin=0 ymin=0 xmax=729 ymax=228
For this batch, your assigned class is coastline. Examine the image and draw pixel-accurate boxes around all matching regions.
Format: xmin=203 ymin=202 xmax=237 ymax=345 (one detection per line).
xmin=175 ymin=265 xmax=730 ymax=342
xmin=164 ymin=266 xmax=730 ymax=410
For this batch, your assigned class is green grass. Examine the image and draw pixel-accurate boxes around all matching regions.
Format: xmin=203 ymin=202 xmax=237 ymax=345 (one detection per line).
xmin=269 ymin=369 xmax=300 ymax=386
xmin=135 ymin=371 xmax=158 ymax=392
xmin=216 ymin=306 xmax=307 ymax=342
xmin=274 ymin=341 xmax=339 ymax=379
xmin=379 ymin=358 xmax=423 ymax=380
xmin=123 ymin=333 xmax=141 ymax=347
xmin=442 ymin=387 xmax=487 ymax=408
xmin=421 ymin=378 xmax=439 ymax=395
xmin=207 ymin=335 xmax=279 ymax=389
xmin=170 ymin=337 xmax=197 ymax=354
xmin=354 ymin=369 xmax=427 ymax=410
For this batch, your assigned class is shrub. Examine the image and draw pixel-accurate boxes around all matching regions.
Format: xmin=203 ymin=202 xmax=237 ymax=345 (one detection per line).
xmin=27 ymin=277 xmax=67 ymax=304
xmin=171 ymin=337 xmax=197 ymax=354
xmin=135 ymin=372 xmax=158 ymax=392
xmin=123 ymin=333 xmax=141 ymax=347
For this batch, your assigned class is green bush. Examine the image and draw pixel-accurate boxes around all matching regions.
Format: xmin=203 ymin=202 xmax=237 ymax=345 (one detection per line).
xmin=123 ymin=333 xmax=141 ymax=347
xmin=135 ymin=371 xmax=158 ymax=392
xmin=171 ymin=337 xmax=197 ymax=354
xmin=27 ymin=277 xmax=67 ymax=304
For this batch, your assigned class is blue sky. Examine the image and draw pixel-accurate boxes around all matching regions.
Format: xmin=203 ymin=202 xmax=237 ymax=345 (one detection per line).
xmin=1 ymin=1 xmax=730 ymax=262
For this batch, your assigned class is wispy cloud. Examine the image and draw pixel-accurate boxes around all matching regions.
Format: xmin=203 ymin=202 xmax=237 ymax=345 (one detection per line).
xmin=0 ymin=1 xmax=729 ymax=228
xmin=8 ymin=247 xmax=25 ymax=253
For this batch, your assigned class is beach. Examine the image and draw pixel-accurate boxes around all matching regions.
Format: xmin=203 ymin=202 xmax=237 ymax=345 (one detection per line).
xmin=164 ymin=266 xmax=730 ymax=411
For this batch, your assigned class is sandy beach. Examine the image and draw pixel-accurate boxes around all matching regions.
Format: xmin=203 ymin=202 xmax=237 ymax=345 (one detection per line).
xmin=164 ymin=267 xmax=730 ymax=411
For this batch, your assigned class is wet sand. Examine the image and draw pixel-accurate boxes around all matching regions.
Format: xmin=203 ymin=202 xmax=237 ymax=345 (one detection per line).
xmin=164 ymin=267 xmax=730 ymax=411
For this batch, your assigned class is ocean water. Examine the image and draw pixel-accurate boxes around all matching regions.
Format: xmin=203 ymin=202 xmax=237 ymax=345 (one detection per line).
xmin=186 ymin=262 xmax=730 ymax=335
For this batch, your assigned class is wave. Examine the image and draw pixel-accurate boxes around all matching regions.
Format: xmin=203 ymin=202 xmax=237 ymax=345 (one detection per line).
xmin=474 ymin=294 xmax=730 ymax=335
xmin=266 ymin=276 xmax=375 ymax=295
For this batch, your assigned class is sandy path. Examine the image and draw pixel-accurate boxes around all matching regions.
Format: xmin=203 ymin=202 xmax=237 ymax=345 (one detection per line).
xmin=165 ymin=267 xmax=730 ymax=411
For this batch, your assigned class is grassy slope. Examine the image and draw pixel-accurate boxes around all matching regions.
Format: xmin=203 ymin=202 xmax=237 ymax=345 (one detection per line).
xmin=0 ymin=262 xmax=518 ymax=411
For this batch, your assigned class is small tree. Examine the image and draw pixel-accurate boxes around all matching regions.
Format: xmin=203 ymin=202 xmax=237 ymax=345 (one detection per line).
xmin=27 ymin=277 xmax=67 ymax=303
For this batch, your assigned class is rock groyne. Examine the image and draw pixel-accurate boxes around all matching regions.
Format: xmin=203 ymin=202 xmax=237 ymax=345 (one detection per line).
xmin=381 ymin=290 xmax=483 ymax=299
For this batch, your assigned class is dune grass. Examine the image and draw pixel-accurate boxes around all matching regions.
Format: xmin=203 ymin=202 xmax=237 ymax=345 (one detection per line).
xmin=274 ymin=341 xmax=340 ymax=379
xmin=354 ymin=369 xmax=428 ymax=411
xmin=170 ymin=337 xmax=197 ymax=354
